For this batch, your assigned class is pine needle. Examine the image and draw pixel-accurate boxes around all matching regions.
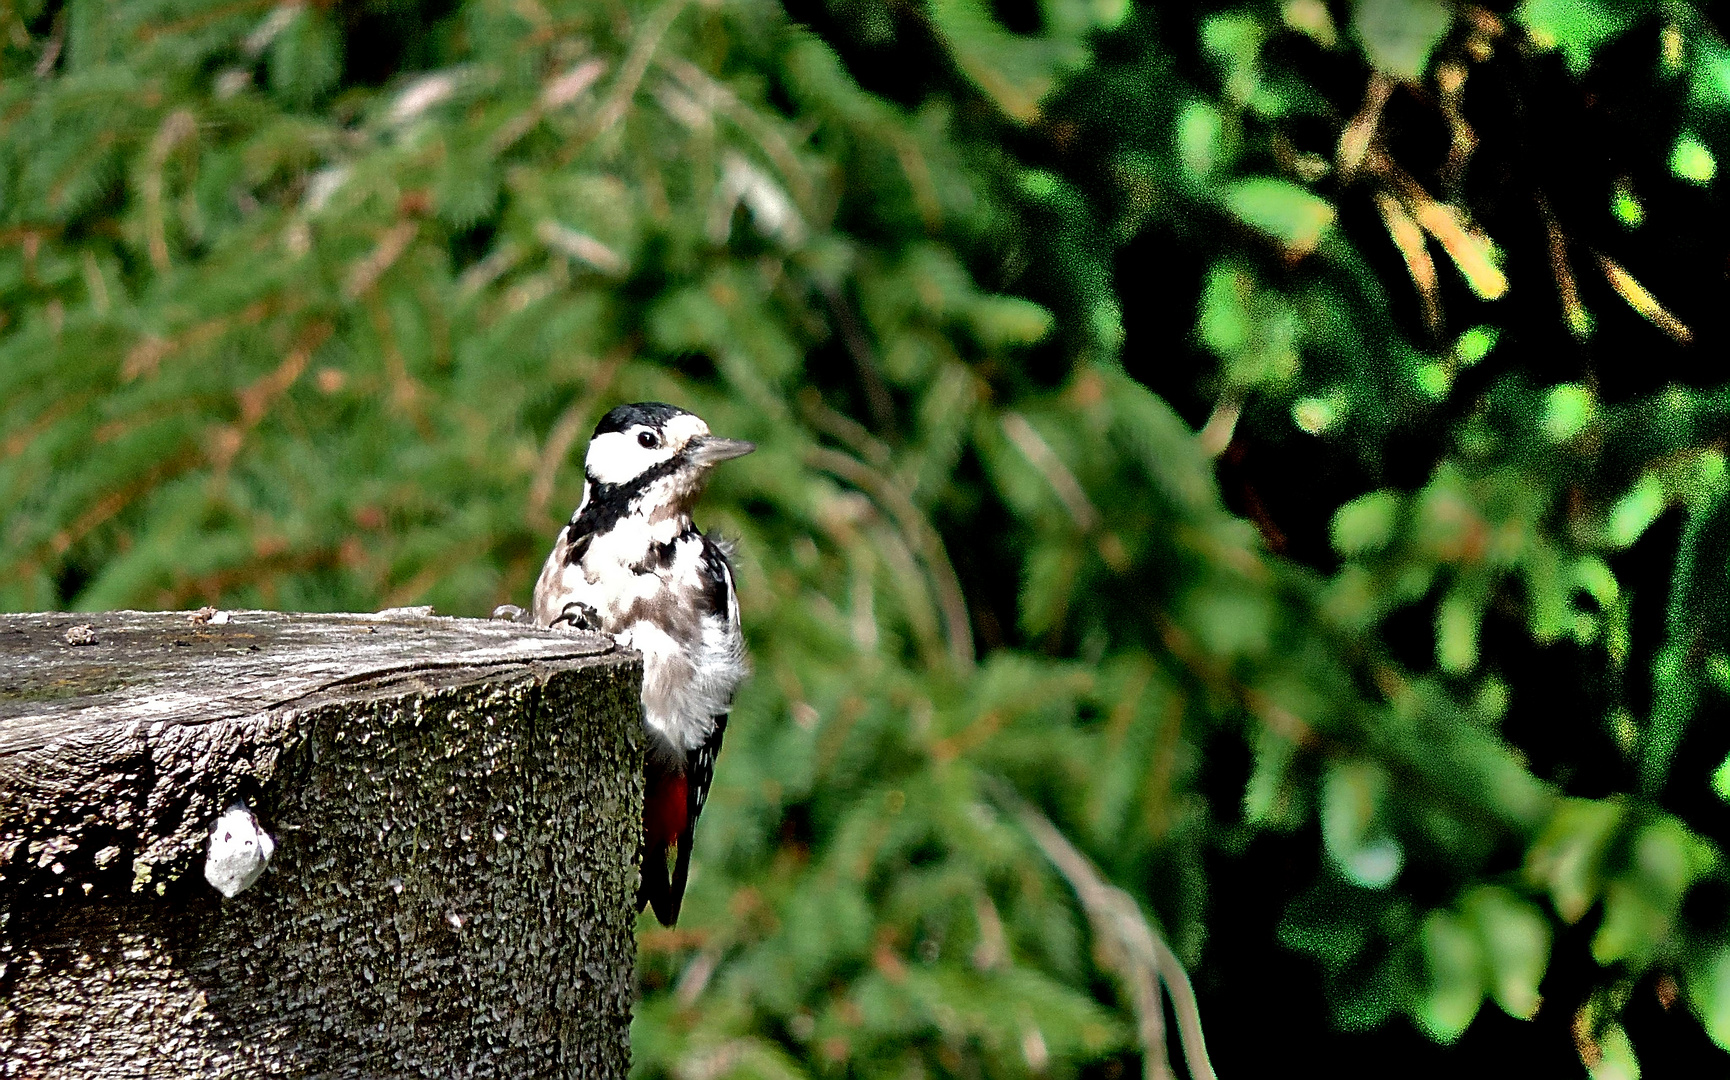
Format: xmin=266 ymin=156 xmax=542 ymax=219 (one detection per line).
xmin=1595 ymin=252 xmax=1692 ymax=344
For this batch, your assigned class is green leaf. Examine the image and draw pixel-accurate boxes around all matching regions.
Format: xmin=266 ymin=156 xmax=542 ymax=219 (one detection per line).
xmin=1221 ymin=178 xmax=1336 ymax=255
xmin=1678 ymin=448 xmax=1729 ymax=512
xmin=1176 ymin=100 xmax=1231 ymax=182
xmin=1464 ymin=886 xmax=1551 ymax=1020
xmin=1201 ymin=13 xmax=1267 ymax=109
xmin=1525 ymin=798 xmax=1624 ymax=922
xmin=1198 ymin=265 xmax=1251 ymax=357
xmin=928 ymin=0 xmax=1089 ymax=123
xmin=1591 ymin=818 xmax=1715 ymax=964
xmin=1574 ymin=556 xmax=1620 ymax=609
xmin=1244 ymin=728 xmax=1301 ymax=826
xmin=1176 ymin=100 xmax=1227 ymax=183
xmin=267 ymin=7 xmax=342 ymax=108
xmin=1589 ymin=1022 xmax=1641 ymax=1080
xmin=1196 ymin=264 xmax=1300 ymax=389
xmin=1292 ymin=392 xmax=1345 ymax=434
xmin=1020 ymin=540 xmax=1080 ymax=635
xmin=1413 ymin=361 xmax=1452 ymax=399
xmin=1454 ymin=326 xmax=1498 ymax=366
xmin=1607 ymin=473 xmax=1666 ymax=548
xmin=1713 ymin=754 xmax=1730 ymax=802
xmin=1687 ymin=946 xmax=1730 ymax=1051
xmin=1672 ymin=134 xmax=1717 ymax=185
xmin=1417 ymin=909 xmax=1484 ymax=1041
xmin=1185 ymin=585 xmax=1273 ymax=657
xmin=1331 ymin=490 xmax=1400 ymax=555
xmin=1351 ymin=0 xmax=1453 ymax=81
xmin=1612 ymin=180 xmax=1644 ymax=227
xmin=968 ymin=296 xmax=1053 ymax=348
xmin=1517 ymin=0 xmax=1643 ymax=74
xmin=1542 ymin=383 xmax=1595 ymax=442
xmin=1321 ymin=761 xmax=1403 ymax=887
xmin=1435 ymin=588 xmax=1482 ymax=674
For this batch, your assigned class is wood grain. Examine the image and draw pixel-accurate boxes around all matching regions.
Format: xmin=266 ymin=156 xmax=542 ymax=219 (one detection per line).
xmin=0 ymin=609 xmax=643 ymax=1078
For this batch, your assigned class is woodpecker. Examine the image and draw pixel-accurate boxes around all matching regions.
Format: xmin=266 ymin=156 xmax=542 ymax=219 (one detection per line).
xmin=511 ymin=402 xmax=753 ymax=926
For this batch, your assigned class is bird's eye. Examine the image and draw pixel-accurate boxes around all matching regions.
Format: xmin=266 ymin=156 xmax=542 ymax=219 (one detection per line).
xmin=638 ymin=431 xmax=659 ymax=449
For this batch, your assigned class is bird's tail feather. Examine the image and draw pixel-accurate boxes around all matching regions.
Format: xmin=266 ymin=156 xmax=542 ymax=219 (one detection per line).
xmin=663 ymin=829 xmax=693 ymax=925
xmin=639 ymin=832 xmax=691 ymax=926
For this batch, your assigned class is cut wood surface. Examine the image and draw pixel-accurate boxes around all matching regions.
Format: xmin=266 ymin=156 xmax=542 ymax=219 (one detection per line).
xmin=0 ymin=609 xmax=644 ymax=1078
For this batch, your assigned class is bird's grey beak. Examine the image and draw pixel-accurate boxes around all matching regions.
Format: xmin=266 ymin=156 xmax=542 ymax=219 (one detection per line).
xmin=685 ymin=436 xmax=756 ymax=466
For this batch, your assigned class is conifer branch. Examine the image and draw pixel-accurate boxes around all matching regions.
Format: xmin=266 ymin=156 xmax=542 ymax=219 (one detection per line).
xmin=806 ymin=444 xmax=975 ymax=671
xmin=528 ymin=345 xmax=631 ymax=526
xmin=657 ymin=55 xmax=817 ymax=216
xmin=590 ymin=0 xmax=688 ymax=140
xmin=990 ymin=781 xmax=1217 ymax=1080
xmin=1000 ymin=411 xmax=1101 ymax=532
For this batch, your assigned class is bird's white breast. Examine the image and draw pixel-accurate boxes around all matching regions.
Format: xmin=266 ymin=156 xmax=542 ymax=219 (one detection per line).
xmin=533 ymin=517 xmax=744 ymax=753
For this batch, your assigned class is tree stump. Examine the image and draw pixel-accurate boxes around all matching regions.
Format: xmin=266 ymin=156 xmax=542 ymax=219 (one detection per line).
xmin=0 ymin=609 xmax=643 ymax=1078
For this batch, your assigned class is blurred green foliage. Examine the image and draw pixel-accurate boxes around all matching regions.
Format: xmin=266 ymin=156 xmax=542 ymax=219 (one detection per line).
xmin=7 ymin=0 xmax=1730 ymax=1073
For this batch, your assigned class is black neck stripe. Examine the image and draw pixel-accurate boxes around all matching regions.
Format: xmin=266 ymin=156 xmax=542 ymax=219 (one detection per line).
xmin=565 ymin=455 xmax=691 ymax=553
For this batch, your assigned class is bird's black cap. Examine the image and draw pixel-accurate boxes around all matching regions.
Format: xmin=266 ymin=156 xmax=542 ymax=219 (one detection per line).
xmin=593 ymin=402 xmax=688 ymax=436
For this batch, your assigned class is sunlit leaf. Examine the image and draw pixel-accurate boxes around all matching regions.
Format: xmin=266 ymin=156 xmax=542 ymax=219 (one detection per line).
xmin=1672 ymin=134 xmax=1717 ymax=184
xmin=1591 ymin=818 xmax=1715 ymax=964
xmin=1589 ymin=1022 xmax=1641 ymax=1080
xmin=1436 ymin=588 xmax=1482 ymax=673
xmin=1574 ymin=557 xmax=1619 ymax=609
xmin=1518 ymin=0 xmax=1641 ymax=73
xmin=1222 ymin=178 xmax=1336 ymax=255
xmin=1687 ymin=946 xmax=1730 ymax=1051
xmin=1292 ymin=392 xmax=1344 ymax=434
xmin=1596 ymin=254 xmax=1691 ymax=343
xmin=927 ymin=0 xmax=1090 ymax=123
xmin=1321 ymin=761 xmax=1404 ymax=887
xmin=1611 ymin=180 xmax=1644 ymax=227
xmin=1417 ymin=909 xmax=1483 ymax=1041
xmin=1331 ymin=490 xmax=1400 ymax=555
xmin=1454 ymin=326 xmax=1498 ymax=366
xmin=1542 ymin=383 xmax=1594 ymax=442
xmin=1526 ymin=798 xmax=1625 ymax=922
xmin=1177 ymin=100 xmax=1226 ymax=182
xmin=1606 ymin=474 xmax=1666 ymax=548
xmin=1463 ymin=886 xmax=1550 ymax=1019
xmin=1352 ymin=0 xmax=1452 ymax=82
xmin=1409 ymin=197 xmax=1508 ymax=299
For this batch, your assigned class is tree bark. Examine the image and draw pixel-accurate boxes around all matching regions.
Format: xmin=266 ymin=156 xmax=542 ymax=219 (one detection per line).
xmin=0 ymin=609 xmax=642 ymax=1078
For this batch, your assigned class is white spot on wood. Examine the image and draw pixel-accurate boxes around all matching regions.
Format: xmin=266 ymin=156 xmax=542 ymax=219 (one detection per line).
xmin=205 ymin=802 xmax=275 ymax=898
xmin=63 ymin=625 xmax=97 ymax=646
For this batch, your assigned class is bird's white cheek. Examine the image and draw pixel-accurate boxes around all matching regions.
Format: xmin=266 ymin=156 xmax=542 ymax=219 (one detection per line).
xmin=584 ymin=430 xmax=673 ymax=485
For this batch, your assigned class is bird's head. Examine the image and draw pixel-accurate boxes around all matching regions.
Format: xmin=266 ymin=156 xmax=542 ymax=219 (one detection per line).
xmin=582 ymin=402 xmax=754 ymax=519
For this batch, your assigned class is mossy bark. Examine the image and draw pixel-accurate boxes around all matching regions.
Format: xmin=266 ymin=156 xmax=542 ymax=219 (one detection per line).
xmin=0 ymin=609 xmax=643 ymax=1078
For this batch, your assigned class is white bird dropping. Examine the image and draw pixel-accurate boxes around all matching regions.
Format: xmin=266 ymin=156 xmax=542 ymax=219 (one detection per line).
xmin=205 ymin=802 xmax=275 ymax=898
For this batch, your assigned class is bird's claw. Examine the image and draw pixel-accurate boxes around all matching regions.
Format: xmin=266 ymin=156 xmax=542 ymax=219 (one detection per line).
xmin=491 ymin=603 xmax=530 ymax=623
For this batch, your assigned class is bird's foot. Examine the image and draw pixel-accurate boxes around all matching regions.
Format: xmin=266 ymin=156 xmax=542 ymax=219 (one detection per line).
xmin=490 ymin=604 xmax=530 ymax=623
xmin=555 ymin=601 xmax=601 ymax=632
